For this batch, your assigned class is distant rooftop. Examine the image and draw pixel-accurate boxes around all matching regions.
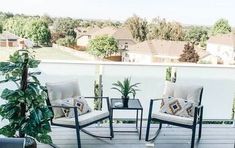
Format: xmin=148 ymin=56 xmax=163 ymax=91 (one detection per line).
xmin=76 ymin=27 xmax=135 ymax=41
xmin=0 ymin=31 xmax=19 ymax=40
xmin=127 ymin=39 xmax=207 ymax=58
xmin=207 ymin=33 xmax=235 ymax=47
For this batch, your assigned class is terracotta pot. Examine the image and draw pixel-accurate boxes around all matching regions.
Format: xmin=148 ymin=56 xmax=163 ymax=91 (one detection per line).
xmin=122 ymin=96 xmax=129 ymax=107
xmin=25 ymin=137 xmax=37 ymax=148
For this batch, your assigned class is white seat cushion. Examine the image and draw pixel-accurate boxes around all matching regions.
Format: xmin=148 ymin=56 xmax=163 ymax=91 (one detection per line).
xmin=152 ymin=112 xmax=194 ymax=126
xmin=53 ymin=110 xmax=109 ymax=126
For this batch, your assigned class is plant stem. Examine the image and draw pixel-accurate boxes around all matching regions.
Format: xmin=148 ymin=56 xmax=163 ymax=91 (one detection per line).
xmin=19 ymin=53 xmax=28 ymax=138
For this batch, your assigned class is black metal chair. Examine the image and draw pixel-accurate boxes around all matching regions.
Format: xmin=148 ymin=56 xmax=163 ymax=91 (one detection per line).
xmin=145 ymin=82 xmax=203 ymax=148
xmin=46 ymin=80 xmax=113 ymax=148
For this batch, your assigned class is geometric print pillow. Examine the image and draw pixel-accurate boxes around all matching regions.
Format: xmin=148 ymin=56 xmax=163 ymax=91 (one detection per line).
xmin=74 ymin=96 xmax=92 ymax=116
xmin=59 ymin=97 xmax=75 ymax=118
xmin=160 ymin=97 xmax=195 ymax=118
xmin=59 ymin=96 xmax=92 ymax=118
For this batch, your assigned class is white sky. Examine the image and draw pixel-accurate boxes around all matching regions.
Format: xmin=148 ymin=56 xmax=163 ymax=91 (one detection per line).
xmin=0 ymin=0 xmax=234 ymax=26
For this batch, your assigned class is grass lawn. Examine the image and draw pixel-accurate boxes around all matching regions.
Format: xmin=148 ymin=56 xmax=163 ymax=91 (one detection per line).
xmin=0 ymin=47 xmax=86 ymax=61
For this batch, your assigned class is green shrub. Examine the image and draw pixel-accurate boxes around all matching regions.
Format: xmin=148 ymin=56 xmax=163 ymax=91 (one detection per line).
xmin=56 ymin=36 xmax=75 ymax=47
xmin=88 ymin=35 xmax=118 ymax=58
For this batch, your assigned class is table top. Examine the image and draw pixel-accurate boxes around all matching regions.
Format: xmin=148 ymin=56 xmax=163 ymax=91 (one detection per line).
xmin=111 ymin=98 xmax=143 ymax=110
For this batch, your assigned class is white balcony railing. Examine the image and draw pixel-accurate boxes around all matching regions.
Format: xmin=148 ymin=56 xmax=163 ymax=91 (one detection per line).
xmin=1 ymin=60 xmax=235 ymax=121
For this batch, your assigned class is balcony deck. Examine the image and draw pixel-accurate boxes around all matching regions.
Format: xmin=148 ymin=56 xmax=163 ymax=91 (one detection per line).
xmin=38 ymin=123 xmax=235 ymax=148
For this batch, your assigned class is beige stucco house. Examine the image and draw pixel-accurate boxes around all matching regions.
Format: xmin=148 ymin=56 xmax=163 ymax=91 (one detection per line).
xmin=206 ymin=33 xmax=235 ymax=64
xmin=123 ymin=39 xmax=206 ymax=63
xmin=75 ymin=27 xmax=136 ymax=49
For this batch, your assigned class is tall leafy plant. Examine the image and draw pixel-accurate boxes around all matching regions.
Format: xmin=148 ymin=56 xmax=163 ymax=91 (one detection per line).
xmin=112 ymin=77 xmax=140 ymax=99
xmin=0 ymin=49 xmax=52 ymax=144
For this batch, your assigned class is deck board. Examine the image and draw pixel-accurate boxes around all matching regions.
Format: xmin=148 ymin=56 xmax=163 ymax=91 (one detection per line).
xmin=38 ymin=124 xmax=235 ymax=148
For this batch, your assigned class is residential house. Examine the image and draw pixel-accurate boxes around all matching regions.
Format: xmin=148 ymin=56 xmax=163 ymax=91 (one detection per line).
xmin=75 ymin=27 xmax=136 ymax=49
xmin=206 ymin=33 xmax=235 ymax=64
xmin=123 ymin=39 xmax=205 ymax=63
xmin=0 ymin=31 xmax=19 ymax=47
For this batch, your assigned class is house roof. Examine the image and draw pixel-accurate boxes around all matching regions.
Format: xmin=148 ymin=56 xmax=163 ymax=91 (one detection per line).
xmin=91 ymin=27 xmax=117 ymax=37
xmin=127 ymin=39 xmax=206 ymax=58
xmin=75 ymin=27 xmax=100 ymax=38
xmin=76 ymin=26 xmax=135 ymax=41
xmin=0 ymin=31 xmax=19 ymax=40
xmin=207 ymin=33 xmax=235 ymax=47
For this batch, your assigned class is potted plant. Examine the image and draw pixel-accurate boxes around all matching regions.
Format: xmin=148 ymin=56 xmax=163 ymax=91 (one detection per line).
xmin=111 ymin=77 xmax=140 ymax=107
xmin=0 ymin=49 xmax=53 ymax=147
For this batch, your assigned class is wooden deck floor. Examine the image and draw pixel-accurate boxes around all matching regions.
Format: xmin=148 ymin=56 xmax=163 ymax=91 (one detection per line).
xmin=38 ymin=123 xmax=235 ymax=148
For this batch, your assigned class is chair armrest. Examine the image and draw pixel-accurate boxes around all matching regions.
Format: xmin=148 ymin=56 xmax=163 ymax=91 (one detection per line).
xmin=84 ymin=96 xmax=110 ymax=112
xmin=151 ymin=98 xmax=164 ymax=102
xmin=147 ymin=98 xmax=164 ymax=120
xmin=48 ymin=105 xmax=77 ymax=109
xmin=195 ymin=105 xmax=203 ymax=109
xmin=193 ymin=105 xmax=204 ymax=124
xmin=84 ymin=96 xmax=109 ymax=99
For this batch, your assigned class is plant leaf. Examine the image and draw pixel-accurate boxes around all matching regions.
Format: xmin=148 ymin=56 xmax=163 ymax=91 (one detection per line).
xmin=36 ymin=134 xmax=52 ymax=144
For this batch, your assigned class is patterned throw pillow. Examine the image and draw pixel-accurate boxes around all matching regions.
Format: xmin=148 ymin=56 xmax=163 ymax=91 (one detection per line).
xmin=74 ymin=96 xmax=92 ymax=115
xmin=160 ymin=97 xmax=195 ymax=118
xmin=59 ymin=96 xmax=92 ymax=118
xmin=59 ymin=98 xmax=74 ymax=118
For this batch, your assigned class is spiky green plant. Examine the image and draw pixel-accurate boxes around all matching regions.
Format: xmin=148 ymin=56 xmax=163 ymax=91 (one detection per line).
xmin=0 ymin=49 xmax=52 ymax=144
xmin=111 ymin=77 xmax=140 ymax=99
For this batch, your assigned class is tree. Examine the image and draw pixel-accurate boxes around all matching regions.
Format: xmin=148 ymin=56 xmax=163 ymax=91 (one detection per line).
xmin=211 ymin=18 xmax=231 ymax=36
xmin=147 ymin=17 xmax=185 ymax=41
xmin=4 ymin=17 xmax=29 ymax=37
xmin=185 ymin=26 xmax=209 ymax=48
xmin=179 ymin=43 xmax=199 ymax=63
xmin=125 ymin=15 xmax=148 ymax=42
xmin=0 ymin=23 xmax=2 ymax=33
xmin=52 ymin=18 xmax=77 ymax=38
xmin=26 ymin=19 xmax=51 ymax=45
xmin=0 ymin=12 xmax=13 ymax=23
xmin=88 ymin=35 xmax=118 ymax=58
xmin=41 ymin=14 xmax=54 ymax=26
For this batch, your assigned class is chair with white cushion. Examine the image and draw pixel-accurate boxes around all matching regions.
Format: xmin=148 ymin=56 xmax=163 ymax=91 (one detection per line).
xmin=145 ymin=82 xmax=203 ymax=148
xmin=46 ymin=80 xmax=113 ymax=148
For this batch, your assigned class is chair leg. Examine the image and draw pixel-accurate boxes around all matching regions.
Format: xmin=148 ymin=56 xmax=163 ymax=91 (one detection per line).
xmin=75 ymin=126 xmax=81 ymax=148
xmin=198 ymin=107 xmax=203 ymax=140
xmin=145 ymin=117 xmax=151 ymax=141
xmin=109 ymin=116 xmax=114 ymax=139
xmin=198 ymin=120 xmax=202 ymax=140
xmin=145 ymin=119 xmax=162 ymax=142
xmin=191 ymin=126 xmax=196 ymax=148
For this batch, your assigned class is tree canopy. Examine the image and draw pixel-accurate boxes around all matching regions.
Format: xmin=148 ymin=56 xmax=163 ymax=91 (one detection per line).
xmin=185 ymin=26 xmax=209 ymax=48
xmin=25 ymin=19 xmax=51 ymax=45
xmin=52 ymin=18 xmax=78 ymax=38
xmin=4 ymin=17 xmax=29 ymax=37
xmin=211 ymin=18 xmax=231 ymax=36
xmin=179 ymin=43 xmax=199 ymax=63
xmin=0 ymin=23 xmax=2 ymax=33
xmin=147 ymin=18 xmax=185 ymax=41
xmin=125 ymin=15 xmax=148 ymax=42
xmin=88 ymin=35 xmax=118 ymax=58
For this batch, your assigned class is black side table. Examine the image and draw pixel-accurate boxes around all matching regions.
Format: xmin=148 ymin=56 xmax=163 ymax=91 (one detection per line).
xmin=110 ymin=98 xmax=143 ymax=140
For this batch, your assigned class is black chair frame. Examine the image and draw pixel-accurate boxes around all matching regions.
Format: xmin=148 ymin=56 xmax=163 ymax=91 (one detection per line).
xmin=145 ymin=88 xmax=203 ymax=148
xmin=46 ymin=96 xmax=114 ymax=148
